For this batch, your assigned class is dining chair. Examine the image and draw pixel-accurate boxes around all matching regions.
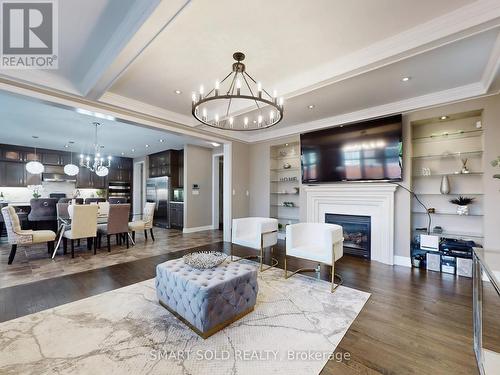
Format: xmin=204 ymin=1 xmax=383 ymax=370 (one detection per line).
xmin=97 ymin=204 xmax=131 ymax=251
xmin=97 ymin=201 xmax=110 ymax=217
xmin=28 ymin=198 xmax=58 ymax=231
xmin=84 ymin=197 xmax=106 ymax=204
xmin=63 ymin=205 xmax=98 ymax=258
xmin=1 ymin=206 xmax=56 ymax=264
xmin=128 ymin=202 xmax=156 ymax=241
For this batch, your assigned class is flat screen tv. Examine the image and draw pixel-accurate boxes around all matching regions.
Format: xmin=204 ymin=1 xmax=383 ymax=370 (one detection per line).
xmin=301 ymin=114 xmax=403 ymax=183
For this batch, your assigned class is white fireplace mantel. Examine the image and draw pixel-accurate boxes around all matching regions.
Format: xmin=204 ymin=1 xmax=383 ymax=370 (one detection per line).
xmin=303 ymin=183 xmax=397 ymax=265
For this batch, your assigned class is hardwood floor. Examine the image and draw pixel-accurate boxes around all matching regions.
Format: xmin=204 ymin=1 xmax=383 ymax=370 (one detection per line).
xmin=0 ymin=228 xmax=222 ymax=288
xmin=0 ymin=241 xmax=478 ymax=374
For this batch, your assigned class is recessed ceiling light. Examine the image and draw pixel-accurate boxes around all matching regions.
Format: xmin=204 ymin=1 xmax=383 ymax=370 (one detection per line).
xmin=131 ymin=148 xmax=135 ymax=152
xmin=253 ymin=120 xmax=257 ymax=124
xmin=159 ymin=139 xmax=165 ymax=143
xmin=307 ymin=105 xmax=315 ymax=109
xmin=401 ymin=76 xmax=411 ymax=82
xmin=121 ymin=152 xmax=125 ymax=155
xmin=145 ymin=144 xmax=150 ymax=148
xmin=210 ymin=142 xmax=221 ymax=147
xmin=174 ymin=90 xmax=182 ymax=95
xmin=440 ymin=116 xmax=449 ymax=120
xmin=64 ymin=144 xmax=69 ymax=148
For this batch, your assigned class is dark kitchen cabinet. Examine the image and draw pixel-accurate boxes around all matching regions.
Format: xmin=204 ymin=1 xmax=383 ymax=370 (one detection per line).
xmin=76 ymin=167 xmax=107 ymax=189
xmin=2 ymin=149 xmax=23 ymax=161
xmin=169 ymin=202 xmax=183 ymax=229
xmin=42 ymin=152 xmax=63 ymax=165
xmin=25 ymin=152 xmax=41 ymax=162
xmin=149 ymin=150 xmax=181 ymax=187
xmin=0 ymin=162 xmax=25 ymax=187
xmin=76 ymin=167 xmax=93 ymax=188
xmin=108 ymin=157 xmax=132 ymax=183
xmin=92 ymin=174 xmax=107 ymax=189
xmin=178 ymin=150 xmax=184 ymax=188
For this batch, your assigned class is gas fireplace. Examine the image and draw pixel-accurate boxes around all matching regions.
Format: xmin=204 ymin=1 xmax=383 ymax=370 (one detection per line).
xmin=325 ymin=213 xmax=371 ymax=259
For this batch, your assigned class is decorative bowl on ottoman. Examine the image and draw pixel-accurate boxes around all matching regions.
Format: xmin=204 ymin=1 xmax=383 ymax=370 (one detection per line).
xmin=155 ymin=258 xmax=258 ymax=339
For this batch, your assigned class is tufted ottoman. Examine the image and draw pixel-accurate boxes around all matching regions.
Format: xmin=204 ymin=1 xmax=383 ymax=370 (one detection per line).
xmin=155 ymin=258 xmax=258 ymax=339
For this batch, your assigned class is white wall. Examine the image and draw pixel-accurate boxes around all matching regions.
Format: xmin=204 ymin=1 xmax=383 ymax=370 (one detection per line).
xmin=184 ymin=144 xmax=213 ymax=230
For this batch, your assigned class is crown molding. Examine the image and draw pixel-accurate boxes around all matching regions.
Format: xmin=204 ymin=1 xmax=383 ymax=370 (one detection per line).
xmin=246 ymin=82 xmax=486 ymax=143
xmin=481 ymin=30 xmax=500 ymax=91
xmin=99 ymin=92 xmax=253 ymax=143
xmin=100 ymin=91 xmax=196 ymax=127
xmin=249 ymin=0 xmax=500 ymax=105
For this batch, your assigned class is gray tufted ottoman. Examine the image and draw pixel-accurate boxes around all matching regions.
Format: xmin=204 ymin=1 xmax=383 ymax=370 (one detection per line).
xmin=155 ymin=258 xmax=258 ymax=339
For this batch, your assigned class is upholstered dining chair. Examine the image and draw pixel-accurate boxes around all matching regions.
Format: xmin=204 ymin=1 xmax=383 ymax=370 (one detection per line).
xmin=285 ymin=223 xmax=344 ymax=293
xmin=84 ymin=197 xmax=106 ymax=204
xmin=1 ymin=206 xmax=56 ymax=264
xmin=97 ymin=201 xmax=110 ymax=217
xmin=231 ymin=217 xmax=278 ymax=272
xmin=63 ymin=205 xmax=98 ymax=258
xmin=128 ymin=202 xmax=156 ymax=241
xmin=28 ymin=198 xmax=58 ymax=231
xmin=97 ymin=204 xmax=131 ymax=251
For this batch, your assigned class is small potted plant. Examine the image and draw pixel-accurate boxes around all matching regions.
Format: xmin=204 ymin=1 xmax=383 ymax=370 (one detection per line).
xmin=28 ymin=185 xmax=43 ymax=199
xmin=491 ymin=156 xmax=500 ymax=179
xmin=449 ymin=196 xmax=475 ymax=216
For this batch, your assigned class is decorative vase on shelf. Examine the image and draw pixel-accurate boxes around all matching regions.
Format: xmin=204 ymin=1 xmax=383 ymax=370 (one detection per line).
xmin=457 ymin=205 xmax=469 ymax=216
xmin=440 ymin=175 xmax=450 ymax=195
xmin=460 ymin=158 xmax=469 ymax=174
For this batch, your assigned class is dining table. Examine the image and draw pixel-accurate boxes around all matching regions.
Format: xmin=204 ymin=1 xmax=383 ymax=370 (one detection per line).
xmin=51 ymin=214 xmax=135 ymax=258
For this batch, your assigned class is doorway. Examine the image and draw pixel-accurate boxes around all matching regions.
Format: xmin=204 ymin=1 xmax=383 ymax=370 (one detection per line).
xmin=212 ymin=153 xmax=224 ymax=231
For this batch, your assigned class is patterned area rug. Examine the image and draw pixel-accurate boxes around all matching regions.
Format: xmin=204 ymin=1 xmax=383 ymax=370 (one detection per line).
xmin=0 ymin=263 xmax=370 ymax=375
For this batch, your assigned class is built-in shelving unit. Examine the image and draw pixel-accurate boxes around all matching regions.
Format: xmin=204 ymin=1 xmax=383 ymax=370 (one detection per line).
xmin=411 ymin=109 xmax=484 ymax=250
xmin=270 ymin=141 xmax=301 ymax=239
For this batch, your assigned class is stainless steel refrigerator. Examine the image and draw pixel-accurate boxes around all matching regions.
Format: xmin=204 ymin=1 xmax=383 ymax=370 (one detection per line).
xmin=146 ymin=177 xmax=170 ymax=228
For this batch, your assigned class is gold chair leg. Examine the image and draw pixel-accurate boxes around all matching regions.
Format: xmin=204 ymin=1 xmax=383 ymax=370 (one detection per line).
xmin=284 ymin=254 xmax=287 ymax=278
xmin=330 ymin=261 xmax=343 ymax=293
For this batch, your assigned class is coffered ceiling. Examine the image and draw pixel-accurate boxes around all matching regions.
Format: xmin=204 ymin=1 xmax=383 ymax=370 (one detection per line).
xmin=1 ymin=0 xmax=499 ymax=143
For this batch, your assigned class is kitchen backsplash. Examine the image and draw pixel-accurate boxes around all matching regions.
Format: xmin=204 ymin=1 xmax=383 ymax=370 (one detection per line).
xmin=0 ymin=182 xmax=104 ymax=203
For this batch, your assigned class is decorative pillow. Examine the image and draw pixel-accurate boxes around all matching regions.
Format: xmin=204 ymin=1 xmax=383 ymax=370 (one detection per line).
xmin=183 ymin=251 xmax=228 ymax=269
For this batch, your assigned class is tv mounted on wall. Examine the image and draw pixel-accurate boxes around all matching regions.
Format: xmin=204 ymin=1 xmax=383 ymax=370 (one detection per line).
xmin=301 ymin=114 xmax=403 ymax=183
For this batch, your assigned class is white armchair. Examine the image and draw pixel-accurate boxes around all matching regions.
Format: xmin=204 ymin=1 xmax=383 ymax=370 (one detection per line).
xmin=285 ymin=223 xmax=344 ymax=292
xmin=231 ymin=217 xmax=278 ymax=272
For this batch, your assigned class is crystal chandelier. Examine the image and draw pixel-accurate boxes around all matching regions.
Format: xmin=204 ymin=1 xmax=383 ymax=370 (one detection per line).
xmin=79 ymin=122 xmax=111 ymax=176
xmin=192 ymin=52 xmax=284 ymax=131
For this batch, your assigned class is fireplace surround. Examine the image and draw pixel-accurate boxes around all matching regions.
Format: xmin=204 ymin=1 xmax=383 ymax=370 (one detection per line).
xmin=303 ymin=183 xmax=397 ymax=265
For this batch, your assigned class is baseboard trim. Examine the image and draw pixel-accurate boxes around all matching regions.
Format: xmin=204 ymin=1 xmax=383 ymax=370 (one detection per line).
xmin=182 ymin=225 xmax=215 ymax=234
xmin=393 ymin=255 xmax=412 ymax=267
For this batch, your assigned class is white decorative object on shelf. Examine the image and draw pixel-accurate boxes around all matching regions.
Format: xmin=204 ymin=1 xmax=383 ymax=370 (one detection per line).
xmin=440 ymin=175 xmax=450 ymax=194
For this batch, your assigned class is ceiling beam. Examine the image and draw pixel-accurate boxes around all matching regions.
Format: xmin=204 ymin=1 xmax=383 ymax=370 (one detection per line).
xmin=83 ymin=0 xmax=191 ymax=100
